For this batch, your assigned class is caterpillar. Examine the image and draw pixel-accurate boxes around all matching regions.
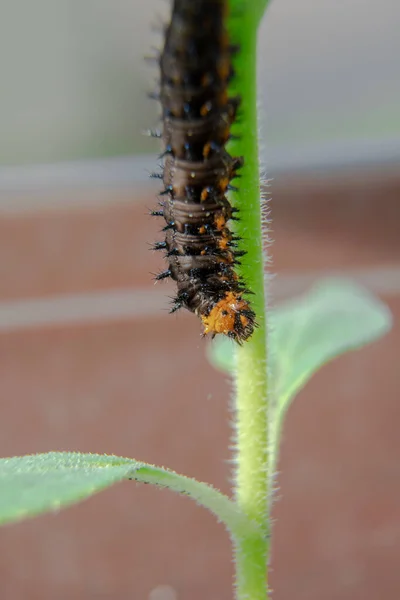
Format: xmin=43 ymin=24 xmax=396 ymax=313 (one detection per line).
xmin=150 ymin=0 xmax=256 ymax=344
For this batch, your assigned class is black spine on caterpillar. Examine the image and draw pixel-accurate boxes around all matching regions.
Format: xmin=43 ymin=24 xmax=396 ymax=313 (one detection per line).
xmin=153 ymin=0 xmax=256 ymax=343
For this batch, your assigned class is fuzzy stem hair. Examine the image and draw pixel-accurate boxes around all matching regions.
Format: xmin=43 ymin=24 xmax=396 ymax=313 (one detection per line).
xmin=227 ymin=1 xmax=270 ymax=598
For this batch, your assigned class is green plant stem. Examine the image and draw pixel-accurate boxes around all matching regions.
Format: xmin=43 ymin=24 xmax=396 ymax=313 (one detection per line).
xmin=132 ymin=465 xmax=261 ymax=540
xmin=228 ymin=4 xmax=270 ymax=599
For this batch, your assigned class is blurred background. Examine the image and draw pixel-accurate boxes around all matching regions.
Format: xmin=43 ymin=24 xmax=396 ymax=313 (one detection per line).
xmin=0 ymin=0 xmax=399 ymax=599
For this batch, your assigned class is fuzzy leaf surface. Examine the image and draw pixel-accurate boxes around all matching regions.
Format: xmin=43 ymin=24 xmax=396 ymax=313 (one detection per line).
xmin=0 ymin=452 xmax=257 ymax=537
xmin=208 ymin=278 xmax=392 ymax=450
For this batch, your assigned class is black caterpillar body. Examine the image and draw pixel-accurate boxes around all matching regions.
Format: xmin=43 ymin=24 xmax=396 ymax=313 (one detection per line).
xmin=151 ymin=0 xmax=256 ymax=343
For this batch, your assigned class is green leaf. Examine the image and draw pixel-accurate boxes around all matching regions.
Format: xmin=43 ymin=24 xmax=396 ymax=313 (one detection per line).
xmin=208 ymin=278 xmax=392 ymax=468
xmin=208 ymin=278 xmax=392 ymax=381
xmin=270 ymin=278 xmax=392 ymax=468
xmin=0 ymin=452 xmax=259 ymax=538
xmin=207 ymin=336 xmax=237 ymax=374
xmin=272 ymin=279 xmax=392 ymax=411
xmin=0 ymin=453 xmax=137 ymax=525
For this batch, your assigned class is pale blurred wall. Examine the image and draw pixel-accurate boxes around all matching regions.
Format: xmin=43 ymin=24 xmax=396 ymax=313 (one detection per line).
xmin=261 ymin=0 xmax=400 ymax=147
xmin=0 ymin=0 xmax=399 ymax=165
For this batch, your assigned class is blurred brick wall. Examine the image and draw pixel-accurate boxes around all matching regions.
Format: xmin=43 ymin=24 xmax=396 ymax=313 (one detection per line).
xmin=0 ymin=168 xmax=399 ymax=600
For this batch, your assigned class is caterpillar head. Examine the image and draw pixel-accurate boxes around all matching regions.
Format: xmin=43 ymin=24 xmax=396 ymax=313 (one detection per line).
xmin=201 ymin=291 xmax=256 ymax=344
